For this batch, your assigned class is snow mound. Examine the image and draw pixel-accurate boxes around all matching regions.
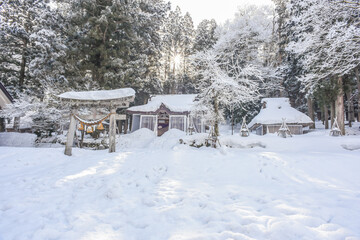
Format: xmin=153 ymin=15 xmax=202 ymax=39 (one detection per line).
xmin=149 ymin=129 xmax=186 ymax=149
xmin=118 ymin=128 xmax=186 ymax=150
xmin=179 ymin=133 xmax=208 ymax=147
xmin=0 ymin=132 xmax=36 ymax=147
xmin=220 ymin=135 xmax=266 ymax=148
xmin=341 ymin=144 xmax=360 ymax=151
xmin=180 ymin=133 xmax=266 ymax=149
xmin=117 ymin=128 xmax=156 ymax=149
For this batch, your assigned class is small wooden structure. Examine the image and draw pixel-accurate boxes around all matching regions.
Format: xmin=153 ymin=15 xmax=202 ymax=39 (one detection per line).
xmin=249 ymin=98 xmax=314 ymax=135
xmin=240 ymin=116 xmax=250 ymax=137
xmin=330 ymin=117 xmax=342 ymax=136
xmin=205 ymin=126 xmax=221 ymax=148
xmin=58 ymin=88 xmax=135 ymax=156
xmin=277 ymin=118 xmax=292 ymax=138
xmin=127 ymin=94 xmax=205 ymax=136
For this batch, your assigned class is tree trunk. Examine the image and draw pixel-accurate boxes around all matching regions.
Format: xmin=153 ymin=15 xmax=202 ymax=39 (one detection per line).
xmin=307 ymin=97 xmax=315 ymax=129
xmin=355 ymin=68 xmax=360 ymax=122
xmin=231 ymin=108 xmax=234 ymax=135
xmin=346 ymin=90 xmax=354 ymax=127
xmin=324 ymin=104 xmax=329 ymax=129
xmin=0 ymin=118 xmax=5 ymax=132
xmin=214 ymin=95 xmax=219 ymax=136
xmin=19 ymin=39 xmax=28 ymax=87
xmin=331 ymin=101 xmax=335 ymax=128
xmin=335 ymin=76 xmax=345 ymax=135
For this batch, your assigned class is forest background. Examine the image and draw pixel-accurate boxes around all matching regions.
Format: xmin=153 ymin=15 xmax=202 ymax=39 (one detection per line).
xmin=0 ymin=0 xmax=359 ymax=137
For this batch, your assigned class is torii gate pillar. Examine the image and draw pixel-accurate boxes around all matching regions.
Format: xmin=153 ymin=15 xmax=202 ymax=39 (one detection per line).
xmin=65 ymin=110 xmax=77 ymax=156
xmin=109 ymin=108 xmax=116 ymax=153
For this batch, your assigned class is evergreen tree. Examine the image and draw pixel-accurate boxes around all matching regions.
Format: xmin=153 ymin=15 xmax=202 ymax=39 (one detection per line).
xmin=287 ymin=0 xmax=360 ymax=134
xmin=0 ymin=0 xmax=66 ymax=98
xmin=193 ymin=19 xmax=217 ymax=53
xmin=161 ymin=6 xmax=195 ymax=94
xmin=63 ymin=0 xmax=169 ymax=103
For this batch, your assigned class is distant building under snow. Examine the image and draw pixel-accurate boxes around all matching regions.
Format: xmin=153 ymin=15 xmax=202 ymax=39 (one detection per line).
xmin=0 ymin=82 xmax=13 ymax=132
xmin=248 ymin=98 xmax=313 ymax=135
xmin=127 ymin=94 xmax=205 ymax=136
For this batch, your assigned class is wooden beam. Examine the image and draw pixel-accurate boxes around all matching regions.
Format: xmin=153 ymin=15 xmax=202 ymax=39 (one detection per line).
xmin=65 ymin=111 xmax=77 ymax=156
xmin=109 ymin=108 xmax=116 ymax=153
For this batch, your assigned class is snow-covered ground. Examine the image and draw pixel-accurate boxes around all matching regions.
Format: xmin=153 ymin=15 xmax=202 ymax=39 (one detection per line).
xmin=1 ymin=124 xmax=360 ymax=240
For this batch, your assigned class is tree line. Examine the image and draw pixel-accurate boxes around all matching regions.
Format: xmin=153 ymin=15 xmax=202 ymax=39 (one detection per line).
xmin=0 ymin=0 xmax=359 ymax=136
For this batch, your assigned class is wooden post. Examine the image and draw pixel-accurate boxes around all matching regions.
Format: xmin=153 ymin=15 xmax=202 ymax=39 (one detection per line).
xmin=129 ymin=115 xmax=133 ymax=133
xmin=109 ymin=108 xmax=116 ymax=153
xmin=65 ymin=111 xmax=77 ymax=156
xmin=118 ymin=120 xmax=122 ymax=134
xmin=124 ymin=118 xmax=128 ymax=134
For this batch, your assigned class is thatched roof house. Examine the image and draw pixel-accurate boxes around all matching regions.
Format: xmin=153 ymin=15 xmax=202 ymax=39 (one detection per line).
xmin=249 ymin=98 xmax=313 ymax=135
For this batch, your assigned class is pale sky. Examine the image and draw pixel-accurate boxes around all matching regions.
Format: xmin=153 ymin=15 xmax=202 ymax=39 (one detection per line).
xmin=168 ymin=0 xmax=274 ymax=26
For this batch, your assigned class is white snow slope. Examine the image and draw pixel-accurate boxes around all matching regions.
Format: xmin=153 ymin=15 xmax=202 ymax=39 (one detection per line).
xmin=1 ymin=128 xmax=360 ymax=240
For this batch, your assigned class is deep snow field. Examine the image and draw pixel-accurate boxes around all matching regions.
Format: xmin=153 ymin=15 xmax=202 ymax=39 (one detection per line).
xmin=1 ymin=124 xmax=360 ymax=240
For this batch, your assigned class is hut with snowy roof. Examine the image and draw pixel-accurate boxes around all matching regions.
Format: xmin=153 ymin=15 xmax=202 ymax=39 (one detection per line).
xmin=248 ymin=98 xmax=313 ymax=135
xmin=0 ymin=82 xmax=14 ymax=132
xmin=127 ymin=94 xmax=205 ymax=136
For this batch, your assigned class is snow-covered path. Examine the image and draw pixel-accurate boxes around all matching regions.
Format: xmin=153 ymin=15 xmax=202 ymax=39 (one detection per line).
xmin=0 ymin=132 xmax=360 ymax=240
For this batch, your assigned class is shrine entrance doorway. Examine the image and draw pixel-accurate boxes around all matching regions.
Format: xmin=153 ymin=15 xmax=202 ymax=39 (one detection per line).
xmin=157 ymin=110 xmax=169 ymax=136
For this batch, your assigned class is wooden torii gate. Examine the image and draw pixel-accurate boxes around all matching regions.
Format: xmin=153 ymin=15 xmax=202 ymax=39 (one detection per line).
xmin=58 ymin=88 xmax=135 ymax=156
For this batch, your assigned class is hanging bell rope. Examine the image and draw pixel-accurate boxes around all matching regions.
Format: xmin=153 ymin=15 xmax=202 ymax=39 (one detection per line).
xmin=78 ymin=122 xmax=84 ymax=131
xmin=97 ymin=122 xmax=105 ymax=130
xmin=73 ymin=112 xmax=114 ymax=126
xmin=86 ymin=125 xmax=93 ymax=134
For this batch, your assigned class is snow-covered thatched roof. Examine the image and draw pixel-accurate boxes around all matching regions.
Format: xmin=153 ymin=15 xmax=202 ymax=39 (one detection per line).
xmin=249 ymin=98 xmax=313 ymax=128
xmin=128 ymin=94 xmax=197 ymax=113
xmin=58 ymin=88 xmax=135 ymax=101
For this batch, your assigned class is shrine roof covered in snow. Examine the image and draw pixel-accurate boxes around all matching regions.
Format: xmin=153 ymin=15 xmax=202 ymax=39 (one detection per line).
xmin=127 ymin=94 xmax=197 ymax=113
xmin=58 ymin=88 xmax=135 ymax=101
xmin=249 ymin=98 xmax=313 ymax=127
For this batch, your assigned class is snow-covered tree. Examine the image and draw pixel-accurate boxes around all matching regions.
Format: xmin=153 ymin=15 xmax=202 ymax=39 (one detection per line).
xmin=205 ymin=4 xmax=276 ymax=127
xmin=193 ymin=19 xmax=218 ymax=53
xmin=62 ymin=0 xmax=169 ymax=104
xmin=192 ymin=50 xmax=260 ymax=136
xmin=287 ymin=0 xmax=360 ymax=134
xmin=0 ymin=0 xmax=66 ymax=98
